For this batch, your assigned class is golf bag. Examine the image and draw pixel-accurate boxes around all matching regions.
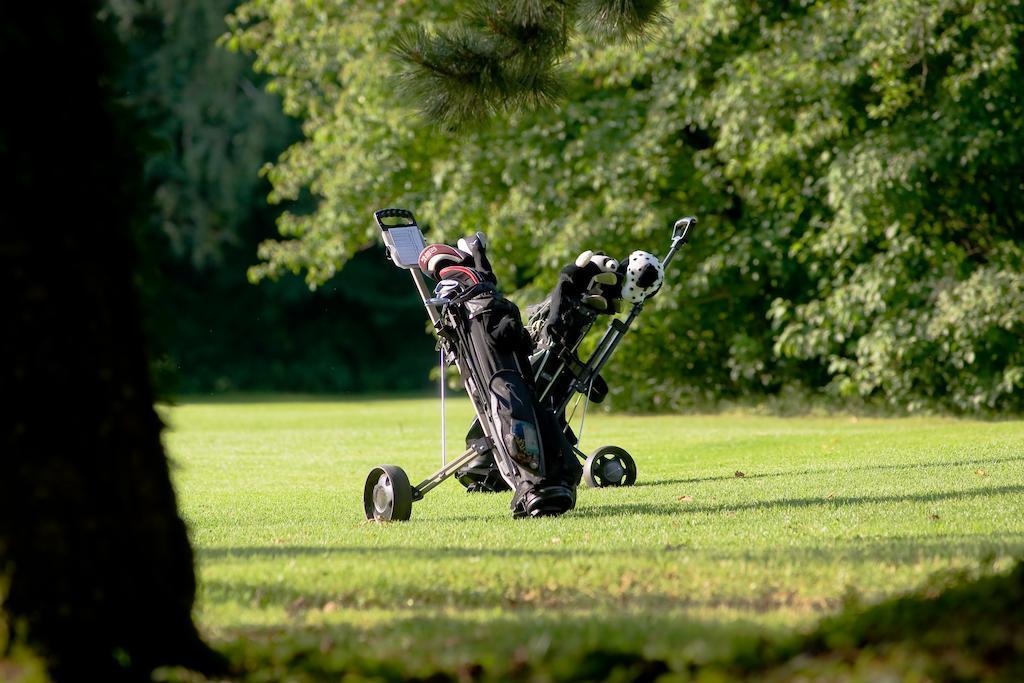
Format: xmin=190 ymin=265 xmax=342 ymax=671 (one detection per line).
xmin=431 ymin=238 xmax=582 ymax=517
xmin=456 ymin=256 xmax=619 ymax=492
xmin=456 ymin=244 xmax=669 ymax=492
xmin=364 ymin=208 xmax=691 ymax=522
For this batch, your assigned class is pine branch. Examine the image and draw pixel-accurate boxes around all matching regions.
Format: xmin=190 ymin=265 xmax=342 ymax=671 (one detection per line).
xmin=393 ymin=16 xmax=565 ymax=128
xmin=393 ymin=0 xmax=664 ymax=128
xmin=576 ymin=0 xmax=667 ymax=43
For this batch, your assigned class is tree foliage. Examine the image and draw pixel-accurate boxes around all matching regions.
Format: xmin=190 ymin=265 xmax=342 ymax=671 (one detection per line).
xmin=228 ymin=0 xmax=1024 ymax=413
xmin=107 ymin=0 xmax=296 ymax=268
xmin=102 ymin=0 xmax=436 ymax=395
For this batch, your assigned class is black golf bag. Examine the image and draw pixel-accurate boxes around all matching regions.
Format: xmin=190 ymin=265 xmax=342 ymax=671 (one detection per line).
xmin=435 ymin=242 xmax=582 ymax=517
xmin=456 ymin=258 xmax=616 ymax=492
xmin=364 ymin=208 xmax=691 ymax=521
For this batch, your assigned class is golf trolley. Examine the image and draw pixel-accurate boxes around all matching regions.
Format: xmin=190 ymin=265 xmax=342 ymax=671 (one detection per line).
xmin=363 ymin=209 xmax=694 ymax=521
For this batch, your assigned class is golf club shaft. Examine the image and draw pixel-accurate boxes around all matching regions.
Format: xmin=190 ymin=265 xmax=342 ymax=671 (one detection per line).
xmin=411 ymin=269 xmax=442 ymax=328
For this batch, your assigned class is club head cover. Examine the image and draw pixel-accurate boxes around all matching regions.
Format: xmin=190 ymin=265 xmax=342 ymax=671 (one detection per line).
xmin=559 ymin=251 xmax=623 ymax=312
xmin=418 ymin=244 xmax=471 ymax=280
xmin=437 ymin=264 xmax=482 ymax=286
xmin=458 ymin=231 xmax=489 ymax=254
xmin=458 ymin=232 xmax=496 ymax=284
xmin=620 ymin=250 xmax=665 ymax=304
xmin=590 ymin=254 xmax=619 ymax=273
xmin=573 ymin=250 xmax=617 ymax=270
xmin=568 ymin=252 xmax=619 ymax=289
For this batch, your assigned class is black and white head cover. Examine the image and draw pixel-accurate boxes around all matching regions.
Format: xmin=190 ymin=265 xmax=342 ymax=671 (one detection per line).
xmin=572 ymin=250 xmax=619 ymax=311
xmin=620 ymin=250 xmax=664 ymax=304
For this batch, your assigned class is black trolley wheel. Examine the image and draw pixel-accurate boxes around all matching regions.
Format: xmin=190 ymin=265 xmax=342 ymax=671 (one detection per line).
xmin=363 ymin=465 xmax=414 ymax=521
xmin=583 ymin=446 xmax=637 ymax=488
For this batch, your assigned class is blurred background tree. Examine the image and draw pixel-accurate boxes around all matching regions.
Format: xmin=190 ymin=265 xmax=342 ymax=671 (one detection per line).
xmin=225 ymin=0 xmax=1024 ymax=413
xmin=105 ymin=0 xmax=436 ymax=396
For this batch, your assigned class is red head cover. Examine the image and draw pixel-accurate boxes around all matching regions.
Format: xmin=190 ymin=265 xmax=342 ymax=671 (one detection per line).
xmin=418 ymin=244 xmax=468 ymax=279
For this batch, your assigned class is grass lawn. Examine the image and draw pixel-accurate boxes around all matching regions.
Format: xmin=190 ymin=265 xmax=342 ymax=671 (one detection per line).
xmin=163 ymin=397 xmax=1024 ymax=680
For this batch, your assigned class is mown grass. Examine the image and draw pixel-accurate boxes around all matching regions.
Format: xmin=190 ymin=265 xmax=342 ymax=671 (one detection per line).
xmin=161 ymin=397 xmax=1024 ymax=680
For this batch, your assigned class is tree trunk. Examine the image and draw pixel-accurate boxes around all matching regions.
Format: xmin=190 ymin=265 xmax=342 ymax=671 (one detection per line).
xmin=0 ymin=3 xmax=225 ymax=680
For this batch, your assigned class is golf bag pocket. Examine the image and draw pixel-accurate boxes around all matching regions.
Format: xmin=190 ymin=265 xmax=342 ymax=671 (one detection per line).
xmin=489 ymin=371 xmax=544 ymax=475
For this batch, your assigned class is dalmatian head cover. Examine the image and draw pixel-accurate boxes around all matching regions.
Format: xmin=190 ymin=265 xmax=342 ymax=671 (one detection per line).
xmin=619 ymin=250 xmax=664 ymax=304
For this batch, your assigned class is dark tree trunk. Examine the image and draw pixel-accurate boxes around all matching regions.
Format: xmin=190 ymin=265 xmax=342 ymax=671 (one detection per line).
xmin=0 ymin=3 xmax=225 ymax=680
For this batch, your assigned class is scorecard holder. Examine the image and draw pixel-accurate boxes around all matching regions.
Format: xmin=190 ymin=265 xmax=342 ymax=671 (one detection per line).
xmin=375 ymin=208 xmax=427 ymax=270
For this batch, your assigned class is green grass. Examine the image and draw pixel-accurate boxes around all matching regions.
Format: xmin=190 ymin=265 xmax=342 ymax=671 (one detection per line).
xmin=163 ymin=398 xmax=1024 ymax=679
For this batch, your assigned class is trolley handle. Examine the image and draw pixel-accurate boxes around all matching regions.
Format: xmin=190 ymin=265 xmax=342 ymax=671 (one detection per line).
xmin=673 ymin=216 xmax=696 ymax=243
xmin=375 ymin=207 xmax=427 ymax=270
xmin=374 ymin=208 xmax=418 ymax=231
xmin=662 ymin=216 xmax=696 ymax=269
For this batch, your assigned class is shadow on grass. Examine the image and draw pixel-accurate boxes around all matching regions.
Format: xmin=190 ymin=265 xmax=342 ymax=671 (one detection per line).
xmin=198 ymin=532 xmax=1024 ymax=565
xmin=574 ymin=484 xmax=1024 ymax=518
xmin=161 ymin=391 xmax=436 ymax=406
xmin=174 ymin=563 xmax=1024 ymax=682
xmin=190 ymin=608 xmax=756 ymax=682
xmin=195 ymin=533 xmax=1024 ymax=615
xmin=198 ymin=544 xmax=597 ymax=561
xmin=200 ymin=574 xmax=845 ymax=614
xmin=634 ymin=453 xmax=1024 ymax=487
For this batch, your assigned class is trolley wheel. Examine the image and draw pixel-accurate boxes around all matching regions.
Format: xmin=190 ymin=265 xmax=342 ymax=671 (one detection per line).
xmin=363 ymin=465 xmax=414 ymax=521
xmin=583 ymin=446 xmax=637 ymax=488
